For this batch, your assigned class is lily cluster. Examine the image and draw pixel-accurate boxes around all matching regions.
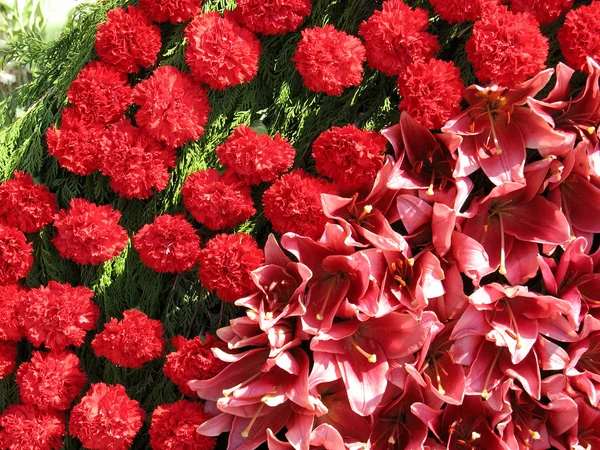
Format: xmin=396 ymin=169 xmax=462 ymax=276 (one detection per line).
xmin=189 ymin=61 xmax=600 ymax=450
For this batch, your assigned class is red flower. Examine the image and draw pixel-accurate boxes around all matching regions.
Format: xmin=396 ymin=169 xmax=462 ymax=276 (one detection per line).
xmin=138 ymin=0 xmax=201 ymax=23
xmin=133 ymin=66 xmax=211 ymax=148
xmin=466 ymin=6 xmax=548 ymax=88
xmin=198 ymin=233 xmax=264 ymax=302
xmin=397 ymin=59 xmax=464 ymax=130
xmin=0 ymin=284 xmax=24 ymax=341
xmin=359 ymin=0 xmax=439 ymax=76
xmin=52 ymin=198 xmax=129 ymax=265
xmin=133 ymin=214 xmax=201 ymax=273
xmin=558 ymin=2 xmax=600 ymax=71
xmin=429 ymin=0 xmax=498 ymax=23
xmin=0 ymin=171 xmax=57 ymax=233
xmin=45 ymin=107 xmax=106 ymax=176
xmin=292 ymin=25 xmax=366 ymax=96
xmin=16 ymin=350 xmax=87 ymax=411
xmin=216 ymin=124 xmax=295 ymax=185
xmin=19 ymin=281 xmax=99 ymax=350
xmin=92 ymin=309 xmax=165 ymax=369
xmin=510 ymin=0 xmax=573 ymax=25
xmin=69 ymin=383 xmax=145 ymax=450
xmin=98 ymin=121 xmax=177 ymax=199
xmin=181 ymin=169 xmax=256 ymax=230
xmin=0 ymin=404 xmax=65 ymax=450
xmin=149 ymin=400 xmax=216 ymax=450
xmin=184 ymin=12 xmax=261 ymax=90
xmin=66 ymin=62 xmax=132 ymax=126
xmin=312 ymin=124 xmax=387 ymax=191
xmin=95 ymin=6 xmax=161 ymax=74
xmin=231 ymin=0 xmax=311 ymax=35
xmin=263 ymin=169 xmax=334 ymax=240
xmin=0 ymin=341 xmax=17 ymax=379
xmin=0 ymin=224 xmax=33 ymax=286
xmin=163 ymin=334 xmax=227 ymax=397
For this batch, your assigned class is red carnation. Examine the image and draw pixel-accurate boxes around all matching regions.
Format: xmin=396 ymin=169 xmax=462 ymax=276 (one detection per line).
xmin=163 ymin=334 xmax=227 ymax=397
xmin=16 ymin=350 xmax=87 ymax=411
xmin=397 ymin=59 xmax=464 ymax=130
xmin=0 ymin=404 xmax=65 ymax=450
xmin=133 ymin=214 xmax=200 ymax=273
xmin=359 ymin=0 xmax=439 ymax=76
xmin=139 ymin=0 xmax=202 ymax=23
xmin=0 ymin=224 xmax=33 ymax=286
xmin=216 ymin=124 xmax=295 ymax=185
xmin=66 ymin=62 xmax=133 ymax=126
xmin=558 ymin=2 xmax=600 ymax=71
xmin=0 ymin=171 xmax=57 ymax=233
xmin=510 ymin=0 xmax=573 ymax=26
xmin=292 ymin=25 xmax=366 ymax=96
xmin=92 ymin=309 xmax=165 ymax=369
xmin=45 ymin=107 xmax=105 ymax=176
xmin=231 ymin=0 xmax=311 ymax=35
xmin=149 ymin=400 xmax=215 ymax=450
xmin=52 ymin=198 xmax=129 ymax=265
xmin=198 ymin=233 xmax=264 ymax=303
xmin=98 ymin=121 xmax=177 ymax=199
xmin=69 ymin=383 xmax=145 ymax=450
xmin=181 ymin=169 xmax=256 ymax=230
xmin=133 ymin=66 xmax=211 ymax=148
xmin=312 ymin=125 xmax=387 ymax=191
xmin=19 ymin=281 xmax=99 ymax=350
xmin=95 ymin=6 xmax=162 ymax=74
xmin=0 ymin=341 xmax=17 ymax=379
xmin=429 ymin=0 xmax=498 ymax=23
xmin=466 ymin=6 xmax=548 ymax=87
xmin=184 ymin=12 xmax=261 ymax=90
xmin=0 ymin=284 xmax=24 ymax=341
xmin=263 ymin=169 xmax=334 ymax=240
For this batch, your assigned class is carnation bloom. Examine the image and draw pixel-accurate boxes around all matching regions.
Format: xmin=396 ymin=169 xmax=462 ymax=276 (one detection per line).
xmin=0 ymin=404 xmax=65 ymax=450
xmin=198 ymin=233 xmax=264 ymax=302
xmin=138 ymin=0 xmax=201 ymax=23
xmin=429 ymin=0 xmax=496 ymax=23
xmin=133 ymin=214 xmax=200 ymax=273
xmin=263 ymin=169 xmax=334 ymax=240
xmin=0 ymin=284 xmax=24 ymax=341
xmin=19 ymin=281 xmax=99 ymax=350
xmin=133 ymin=65 xmax=211 ymax=148
xmin=0 ymin=341 xmax=17 ymax=379
xmin=359 ymin=0 xmax=439 ymax=76
xmin=312 ymin=124 xmax=387 ymax=191
xmin=69 ymin=383 xmax=145 ymax=450
xmin=149 ymin=400 xmax=216 ymax=450
xmin=52 ymin=198 xmax=129 ymax=265
xmin=466 ymin=6 xmax=548 ymax=88
xmin=558 ymin=2 xmax=600 ymax=71
xmin=231 ymin=0 xmax=312 ymax=35
xmin=0 ymin=224 xmax=33 ymax=285
xmin=66 ymin=62 xmax=133 ymax=126
xmin=397 ymin=59 xmax=464 ymax=130
xmin=95 ymin=6 xmax=161 ymax=74
xmin=45 ymin=107 xmax=106 ymax=176
xmin=216 ymin=124 xmax=295 ymax=185
xmin=184 ymin=12 xmax=261 ymax=90
xmin=163 ymin=334 xmax=227 ymax=396
xmin=16 ymin=350 xmax=87 ymax=411
xmin=0 ymin=171 xmax=57 ymax=233
xmin=98 ymin=121 xmax=177 ymax=199
xmin=181 ymin=169 xmax=256 ymax=230
xmin=92 ymin=309 xmax=165 ymax=369
xmin=510 ymin=0 xmax=573 ymax=25
xmin=292 ymin=25 xmax=366 ymax=96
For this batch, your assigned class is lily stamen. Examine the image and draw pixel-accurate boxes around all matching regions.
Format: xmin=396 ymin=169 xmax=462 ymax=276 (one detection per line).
xmin=426 ymin=171 xmax=435 ymax=196
xmin=432 ymin=358 xmax=446 ymax=395
xmin=241 ymin=402 xmax=265 ymax=438
xmin=357 ymin=205 xmax=373 ymax=222
xmin=498 ymin=214 xmax=507 ymax=275
xmin=351 ymin=338 xmax=377 ymax=363
xmin=481 ymin=349 xmax=502 ymax=400
xmin=529 ymin=430 xmax=541 ymax=440
xmin=504 ymin=300 xmax=523 ymax=349
xmin=316 ymin=278 xmax=337 ymax=321
xmin=222 ymin=372 xmax=262 ymax=397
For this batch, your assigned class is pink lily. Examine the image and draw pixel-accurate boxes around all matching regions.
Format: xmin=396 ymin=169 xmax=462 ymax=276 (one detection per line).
xmin=551 ymin=396 xmax=600 ymax=450
xmin=565 ymin=315 xmax=600 ymax=407
xmin=443 ymin=70 xmax=565 ymax=185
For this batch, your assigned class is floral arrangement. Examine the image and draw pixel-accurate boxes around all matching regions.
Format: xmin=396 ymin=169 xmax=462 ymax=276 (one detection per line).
xmin=1 ymin=0 xmax=600 ymax=449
